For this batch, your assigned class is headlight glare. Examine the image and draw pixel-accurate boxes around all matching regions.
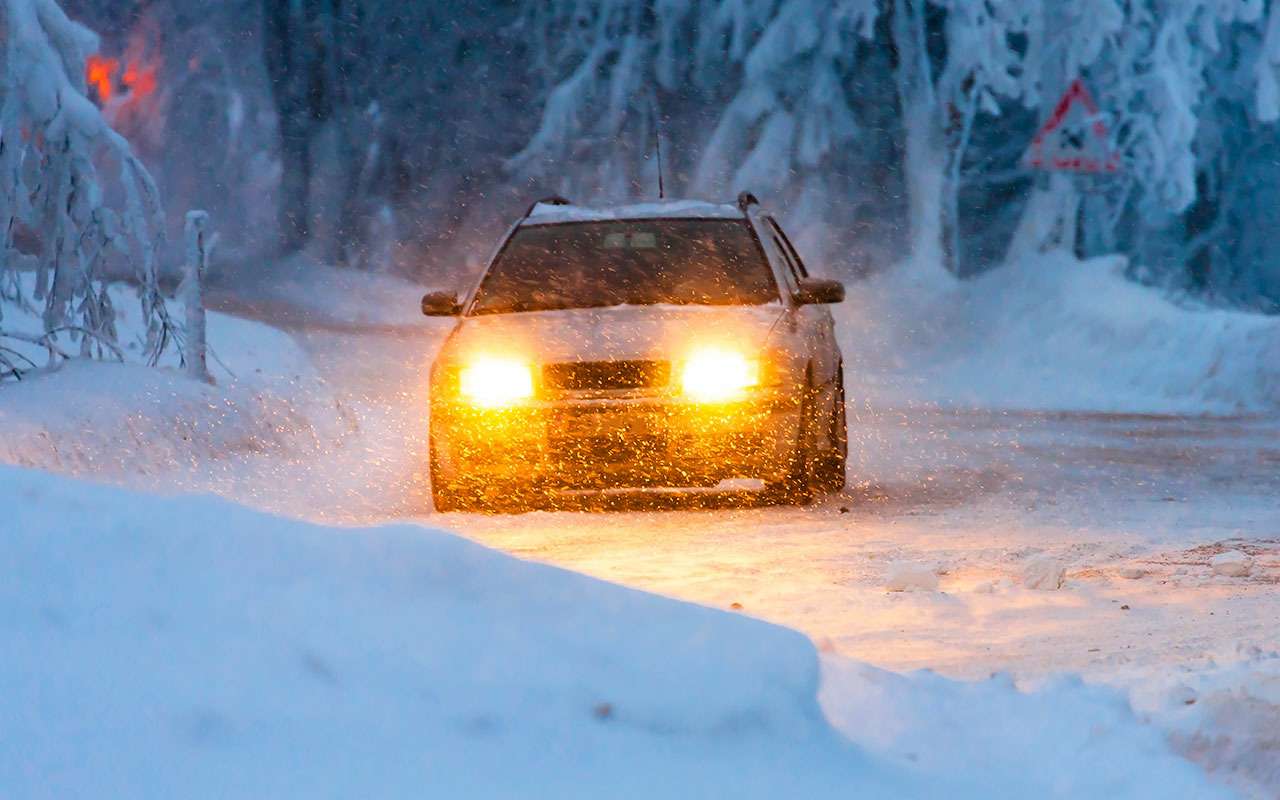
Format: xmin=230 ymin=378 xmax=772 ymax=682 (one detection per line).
xmin=680 ymin=347 xmax=759 ymax=402
xmin=458 ymin=357 xmax=535 ymax=407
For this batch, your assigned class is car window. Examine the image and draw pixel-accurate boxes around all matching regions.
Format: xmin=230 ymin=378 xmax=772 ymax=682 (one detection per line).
xmin=766 ymin=217 xmax=809 ymax=280
xmin=469 ymin=219 xmax=778 ymax=315
xmin=759 ymin=229 xmax=799 ymax=296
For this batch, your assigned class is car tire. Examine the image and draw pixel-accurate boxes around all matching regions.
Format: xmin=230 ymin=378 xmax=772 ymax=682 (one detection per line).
xmin=815 ymin=366 xmax=848 ymax=494
xmin=763 ymin=383 xmax=818 ymax=506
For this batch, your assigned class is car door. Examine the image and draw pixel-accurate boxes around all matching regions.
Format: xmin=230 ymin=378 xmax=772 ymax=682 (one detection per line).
xmin=762 ymin=217 xmax=839 ymax=393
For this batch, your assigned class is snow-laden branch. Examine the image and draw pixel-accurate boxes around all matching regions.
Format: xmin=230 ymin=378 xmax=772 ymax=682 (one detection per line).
xmin=0 ymin=0 xmax=178 ymax=379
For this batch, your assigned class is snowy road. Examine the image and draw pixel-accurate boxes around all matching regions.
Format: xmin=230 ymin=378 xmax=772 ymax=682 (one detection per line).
xmin=236 ymin=315 xmax=1279 ymax=687
xmin=7 ymin=281 xmax=1275 ymax=796
xmin=447 ymin=405 xmax=1280 ymax=682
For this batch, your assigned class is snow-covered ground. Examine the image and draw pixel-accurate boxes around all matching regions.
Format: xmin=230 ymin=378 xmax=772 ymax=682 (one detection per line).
xmin=2 ymin=251 xmax=1279 ymax=796
xmin=0 ymin=311 xmax=334 ymax=477
xmin=206 ymin=252 xmax=436 ymax=330
xmin=843 ymin=252 xmax=1280 ymax=415
xmin=0 ymin=465 xmax=1237 ymax=798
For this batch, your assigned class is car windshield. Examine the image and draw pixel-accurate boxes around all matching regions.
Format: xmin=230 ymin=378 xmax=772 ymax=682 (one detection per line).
xmin=468 ymin=219 xmax=778 ymax=315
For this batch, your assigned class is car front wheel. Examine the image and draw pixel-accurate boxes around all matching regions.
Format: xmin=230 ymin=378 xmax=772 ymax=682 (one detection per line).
xmin=815 ymin=366 xmax=848 ymax=494
xmin=763 ymin=386 xmax=819 ymax=506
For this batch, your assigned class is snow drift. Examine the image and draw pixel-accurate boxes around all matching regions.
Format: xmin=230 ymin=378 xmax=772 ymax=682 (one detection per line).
xmin=0 ymin=465 xmax=902 ymax=799
xmin=0 ymin=466 xmax=1236 ymax=798
xmin=821 ymin=658 xmax=1248 ymax=799
xmin=841 ymin=252 xmax=1280 ymax=415
xmin=0 ymin=310 xmax=341 ymax=480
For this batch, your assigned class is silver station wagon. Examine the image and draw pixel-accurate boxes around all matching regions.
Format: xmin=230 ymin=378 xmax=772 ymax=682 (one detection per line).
xmin=422 ymin=193 xmax=847 ymax=512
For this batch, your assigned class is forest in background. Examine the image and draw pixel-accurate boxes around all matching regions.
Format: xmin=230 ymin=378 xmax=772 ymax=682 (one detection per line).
xmin=21 ymin=0 xmax=1280 ymax=312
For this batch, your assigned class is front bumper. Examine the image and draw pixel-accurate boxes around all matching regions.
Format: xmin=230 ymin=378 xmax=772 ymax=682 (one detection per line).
xmin=430 ymin=392 xmax=801 ymax=490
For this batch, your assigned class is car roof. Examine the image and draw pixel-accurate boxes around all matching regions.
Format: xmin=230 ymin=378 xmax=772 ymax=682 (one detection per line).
xmin=522 ymin=199 xmax=745 ymax=225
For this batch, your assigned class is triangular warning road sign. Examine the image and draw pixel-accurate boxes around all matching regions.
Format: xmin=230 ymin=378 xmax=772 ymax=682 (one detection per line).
xmin=1025 ymin=79 xmax=1119 ymax=174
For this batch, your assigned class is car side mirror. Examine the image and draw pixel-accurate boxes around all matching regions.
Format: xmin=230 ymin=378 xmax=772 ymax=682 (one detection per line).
xmin=421 ymin=291 xmax=461 ymax=317
xmin=796 ymin=277 xmax=845 ymax=305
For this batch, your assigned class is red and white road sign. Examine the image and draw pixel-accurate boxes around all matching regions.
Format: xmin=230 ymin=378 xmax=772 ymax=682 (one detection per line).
xmin=1025 ymin=79 xmax=1119 ymax=174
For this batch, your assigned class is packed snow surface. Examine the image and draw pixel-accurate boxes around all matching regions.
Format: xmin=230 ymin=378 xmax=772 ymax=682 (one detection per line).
xmin=1210 ymin=551 xmax=1254 ymax=577
xmin=0 ymin=466 xmax=1237 ymax=799
xmin=208 ymin=253 xmax=434 ymax=329
xmin=1022 ymin=555 xmax=1068 ymax=590
xmin=884 ymin=562 xmax=939 ymax=592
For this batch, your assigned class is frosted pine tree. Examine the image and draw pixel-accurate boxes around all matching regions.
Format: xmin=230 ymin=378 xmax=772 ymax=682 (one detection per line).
xmin=692 ymin=0 xmax=884 ymax=264
xmin=509 ymin=0 xmax=901 ymax=269
xmin=510 ymin=0 xmax=1039 ymax=276
xmin=0 ymin=0 xmax=176 ymax=379
xmin=511 ymin=0 xmax=1280 ymax=297
xmin=508 ymin=0 xmax=709 ymax=201
xmin=1120 ymin=1 xmax=1280 ymax=308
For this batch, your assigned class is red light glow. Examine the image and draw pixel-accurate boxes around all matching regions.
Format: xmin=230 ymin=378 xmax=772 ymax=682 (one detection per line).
xmin=86 ymin=54 xmax=120 ymax=103
xmin=84 ymin=50 xmax=159 ymax=108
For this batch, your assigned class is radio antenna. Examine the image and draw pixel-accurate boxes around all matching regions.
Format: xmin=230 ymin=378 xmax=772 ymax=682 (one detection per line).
xmin=650 ymin=97 xmax=665 ymax=200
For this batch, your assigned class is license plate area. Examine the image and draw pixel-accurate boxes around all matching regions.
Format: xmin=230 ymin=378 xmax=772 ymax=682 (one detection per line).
xmin=543 ymin=360 xmax=670 ymax=392
xmin=549 ymin=434 xmax=668 ymax=466
xmin=555 ymin=405 xmax=663 ymax=438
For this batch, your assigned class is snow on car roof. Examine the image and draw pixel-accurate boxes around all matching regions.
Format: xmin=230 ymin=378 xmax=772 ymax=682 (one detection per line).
xmin=523 ymin=199 xmax=744 ymax=224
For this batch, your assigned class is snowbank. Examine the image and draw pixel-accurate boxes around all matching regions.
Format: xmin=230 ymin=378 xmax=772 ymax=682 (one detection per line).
xmin=1 ymin=272 xmax=436 ymax=522
xmin=1129 ymin=648 xmax=1280 ymax=799
xmin=820 ymin=658 xmax=1236 ymax=798
xmin=0 ymin=465 xmax=895 ymax=798
xmin=0 ymin=466 xmax=1236 ymax=798
xmin=0 ymin=311 xmax=343 ymax=480
xmin=841 ymin=252 xmax=1280 ymax=414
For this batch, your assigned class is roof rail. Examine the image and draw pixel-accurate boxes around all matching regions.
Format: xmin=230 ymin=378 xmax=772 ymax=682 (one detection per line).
xmin=736 ymin=191 xmax=759 ymax=213
xmin=525 ymin=195 xmax=572 ymax=216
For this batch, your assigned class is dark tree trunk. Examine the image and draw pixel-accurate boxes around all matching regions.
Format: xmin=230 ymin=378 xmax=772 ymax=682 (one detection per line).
xmin=275 ymin=114 xmax=313 ymax=252
xmin=1184 ymin=169 xmax=1217 ymax=292
xmin=263 ymin=0 xmax=332 ymax=254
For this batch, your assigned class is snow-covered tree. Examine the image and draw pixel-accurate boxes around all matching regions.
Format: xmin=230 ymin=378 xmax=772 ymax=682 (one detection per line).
xmin=0 ymin=0 xmax=179 ymax=379
xmin=1098 ymin=2 xmax=1280 ymax=309
xmin=691 ymin=0 xmax=894 ymax=267
xmin=509 ymin=0 xmax=1280 ymax=302
xmin=37 ymin=0 xmax=1280 ymax=309
xmin=509 ymin=0 xmax=906 ymax=272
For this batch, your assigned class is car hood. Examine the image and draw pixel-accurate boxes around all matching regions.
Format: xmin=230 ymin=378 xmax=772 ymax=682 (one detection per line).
xmin=442 ymin=303 xmax=786 ymax=364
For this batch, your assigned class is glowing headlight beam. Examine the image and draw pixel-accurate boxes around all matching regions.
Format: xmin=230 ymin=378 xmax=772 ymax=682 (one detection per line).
xmin=680 ymin=347 xmax=759 ymax=402
xmin=458 ymin=358 xmax=535 ymax=408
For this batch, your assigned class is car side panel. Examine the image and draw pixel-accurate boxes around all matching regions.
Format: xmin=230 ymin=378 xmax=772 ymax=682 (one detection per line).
xmin=752 ymin=215 xmax=838 ymax=390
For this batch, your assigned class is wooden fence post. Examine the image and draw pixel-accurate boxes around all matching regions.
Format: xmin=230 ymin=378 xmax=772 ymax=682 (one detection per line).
xmin=182 ymin=210 xmax=211 ymax=383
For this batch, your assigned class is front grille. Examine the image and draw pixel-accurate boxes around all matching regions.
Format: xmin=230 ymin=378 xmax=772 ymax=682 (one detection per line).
xmin=543 ymin=360 xmax=670 ymax=392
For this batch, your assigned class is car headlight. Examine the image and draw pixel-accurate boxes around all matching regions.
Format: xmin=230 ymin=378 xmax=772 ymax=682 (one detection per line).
xmin=458 ymin=357 xmax=535 ymax=407
xmin=680 ymin=346 xmax=759 ymax=402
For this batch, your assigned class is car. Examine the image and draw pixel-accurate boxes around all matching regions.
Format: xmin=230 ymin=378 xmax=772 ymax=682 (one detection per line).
xmin=421 ymin=193 xmax=848 ymax=512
